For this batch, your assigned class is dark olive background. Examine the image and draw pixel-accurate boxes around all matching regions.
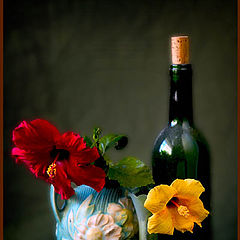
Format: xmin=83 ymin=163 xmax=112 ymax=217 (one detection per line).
xmin=3 ymin=0 xmax=237 ymax=239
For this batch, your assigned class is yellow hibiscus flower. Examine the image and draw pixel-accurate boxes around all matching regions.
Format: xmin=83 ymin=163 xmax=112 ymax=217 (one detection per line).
xmin=144 ymin=179 xmax=209 ymax=235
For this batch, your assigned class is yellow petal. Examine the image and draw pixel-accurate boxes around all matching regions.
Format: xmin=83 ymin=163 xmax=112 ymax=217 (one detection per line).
xmin=171 ymin=179 xmax=205 ymax=198
xmin=144 ymin=185 xmax=177 ymax=214
xmin=148 ymin=208 xmax=174 ymax=235
xmin=168 ymin=207 xmax=195 ymax=233
xmin=186 ymin=197 xmax=209 ymax=226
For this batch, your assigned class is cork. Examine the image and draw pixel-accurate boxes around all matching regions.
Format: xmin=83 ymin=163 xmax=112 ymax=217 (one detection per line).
xmin=171 ymin=36 xmax=189 ymax=64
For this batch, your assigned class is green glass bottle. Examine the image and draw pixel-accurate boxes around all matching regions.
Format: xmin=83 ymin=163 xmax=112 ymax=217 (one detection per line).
xmin=151 ymin=36 xmax=211 ymax=239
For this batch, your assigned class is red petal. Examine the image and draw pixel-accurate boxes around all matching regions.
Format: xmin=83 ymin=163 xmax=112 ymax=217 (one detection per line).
xmin=66 ymin=161 xmax=106 ymax=192
xmin=71 ymin=147 xmax=100 ymax=165
xmin=56 ymin=132 xmax=86 ymax=151
xmin=12 ymin=119 xmax=60 ymax=151
xmin=48 ymin=163 xmax=75 ymax=200
xmin=12 ymin=147 xmax=51 ymax=178
xmin=57 ymin=132 xmax=100 ymax=165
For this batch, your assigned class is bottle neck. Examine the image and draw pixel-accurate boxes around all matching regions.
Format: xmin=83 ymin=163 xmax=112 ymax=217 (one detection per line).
xmin=169 ymin=64 xmax=193 ymax=125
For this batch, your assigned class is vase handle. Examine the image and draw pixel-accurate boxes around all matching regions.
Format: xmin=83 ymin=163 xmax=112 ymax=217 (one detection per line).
xmin=128 ymin=193 xmax=149 ymax=240
xmin=50 ymin=185 xmax=67 ymax=224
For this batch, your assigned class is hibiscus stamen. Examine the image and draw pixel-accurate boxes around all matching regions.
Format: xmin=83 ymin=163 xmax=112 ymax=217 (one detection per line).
xmin=177 ymin=205 xmax=190 ymax=218
xmin=170 ymin=199 xmax=190 ymax=218
xmin=46 ymin=153 xmax=59 ymax=179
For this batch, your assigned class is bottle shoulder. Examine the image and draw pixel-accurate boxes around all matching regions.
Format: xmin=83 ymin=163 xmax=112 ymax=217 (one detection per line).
xmin=152 ymin=120 xmax=208 ymax=158
xmin=154 ymin=121 xmax=192 ymax=144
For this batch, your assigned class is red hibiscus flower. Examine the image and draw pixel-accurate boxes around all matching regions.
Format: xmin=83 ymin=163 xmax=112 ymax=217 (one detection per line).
xmin=12 ymin=119 xmax=106 ymax=199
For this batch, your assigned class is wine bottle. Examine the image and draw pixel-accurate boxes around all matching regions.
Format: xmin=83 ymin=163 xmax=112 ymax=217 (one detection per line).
xmin=151 ymin=36 xmax=211 ymax=239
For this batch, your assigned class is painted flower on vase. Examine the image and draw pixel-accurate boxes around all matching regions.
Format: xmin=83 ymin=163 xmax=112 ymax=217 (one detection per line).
xmin=107 ymin=197 xmax=138 ymax=239
xmin=74 ymin=213 xmax=122 ymax=240
xmin=12 ymin=119 xmax=106 ymax=199
xmin=144 ymin=179 xmax=209 ymax=235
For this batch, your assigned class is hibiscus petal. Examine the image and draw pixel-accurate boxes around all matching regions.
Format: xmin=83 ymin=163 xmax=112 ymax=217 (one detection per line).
xmin=71 ymin=148 xmax=100 ymax=165
xmin=12 ymin=147 xmax=51 ymax=179
xmin=168 ymin=207 xmax=195 ymax=233
xmin=66 ymin=162 xmax=105 ymax=192
xmin=57 ymin=132 xmax=86 ymax=152
xmin=171 ymin=179 xmax=205 ymax=198
xmin=48 ymin=163 xmax=75 ymax=200
xmin=144 ymin=185 xmax=177 ymax=214
xmin=147 ymin=208 xmax=174 ymax=235
xmin=13 ymin=119 xmax=60 ymax=151
xmin=57 ymin=132 xmax=100 ymax=165
xmin=184 ymin=197 xmax=209 ymax=227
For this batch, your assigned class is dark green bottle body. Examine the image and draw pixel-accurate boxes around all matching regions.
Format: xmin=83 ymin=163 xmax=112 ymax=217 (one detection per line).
xmin=151 ymin=64 xmax=211 ymax=239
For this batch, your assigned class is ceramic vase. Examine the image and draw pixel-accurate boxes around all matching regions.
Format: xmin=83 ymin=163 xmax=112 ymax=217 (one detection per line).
xmin=50 ymin=184 xmax=150 ymax=240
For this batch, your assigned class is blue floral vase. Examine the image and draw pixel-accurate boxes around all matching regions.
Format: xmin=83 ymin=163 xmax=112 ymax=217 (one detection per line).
xmin=50 ymin=182 xmax=149 ymax=240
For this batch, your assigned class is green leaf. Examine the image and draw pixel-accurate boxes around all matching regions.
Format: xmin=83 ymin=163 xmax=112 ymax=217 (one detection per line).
xmin=107 ymin=157 xmax=154 ymax=188
xmin=98 ymin=134 xmax=128 ymax=155
xmin=83 ymin=136 xmax=93 ymax=148
xmin=93 ymin=127 xmax=102 ymax=142
xmin=103 ymin=154 xmax=113 ymax=166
